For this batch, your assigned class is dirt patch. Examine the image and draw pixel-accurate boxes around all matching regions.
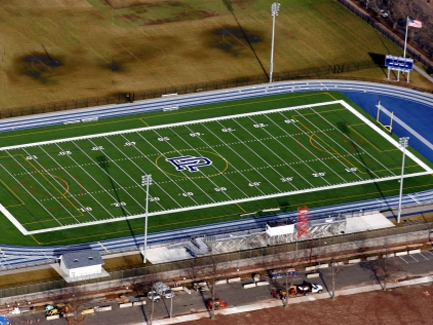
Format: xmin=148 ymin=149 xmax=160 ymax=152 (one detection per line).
xmin=3 ymin=0 xmax=92 ymax=6
xmin=13 ymin=52 xmax=64 ymax=83
xmin=181 ymin=285 xmax=433 ymax=325
xmin=206 ymin=26 xmax=263 ymax=56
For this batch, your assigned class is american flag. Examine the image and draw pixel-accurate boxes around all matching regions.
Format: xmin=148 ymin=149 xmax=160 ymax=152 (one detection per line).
xmin=408 ymin=18 xmax=422 ymax=28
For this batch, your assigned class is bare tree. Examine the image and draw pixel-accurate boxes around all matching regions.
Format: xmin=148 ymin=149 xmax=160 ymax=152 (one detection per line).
xmin=141 ymin=274 xmax=160 ymax=325
xmin=368 ymin=255 xmax=403 ymax=290
xmin=197 ymin=249 xmax=224 ymax=319
xmin=329 ymin=259 xmax=342 ymax=300
xmin=61 ymin=286 xmax=91 ymax=325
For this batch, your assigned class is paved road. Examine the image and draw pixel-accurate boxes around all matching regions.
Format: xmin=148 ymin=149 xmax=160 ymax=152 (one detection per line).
xmin=7 ymin=251 xmax=433 ymax=325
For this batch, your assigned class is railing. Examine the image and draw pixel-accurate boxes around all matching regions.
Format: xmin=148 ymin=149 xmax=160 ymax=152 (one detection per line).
xmin=1 ymin=221 xmax=431 ymax=299
xmin=0 ymin=60 xmax=379 ymax=119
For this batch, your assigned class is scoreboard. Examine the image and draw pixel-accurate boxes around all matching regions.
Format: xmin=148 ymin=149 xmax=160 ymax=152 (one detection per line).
xmin=385 ymin=55 xmax=414 ymax=72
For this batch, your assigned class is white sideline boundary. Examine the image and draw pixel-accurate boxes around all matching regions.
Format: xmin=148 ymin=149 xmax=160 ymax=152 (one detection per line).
xmin=1 ymin=100 xmax=432 ymax=235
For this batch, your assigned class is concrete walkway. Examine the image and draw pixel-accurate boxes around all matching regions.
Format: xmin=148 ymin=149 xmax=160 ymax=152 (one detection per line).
xmin=413 ymin=65 xmax=433 ymax=84
xmin=150 ymin=275 xmax=433 ymax=325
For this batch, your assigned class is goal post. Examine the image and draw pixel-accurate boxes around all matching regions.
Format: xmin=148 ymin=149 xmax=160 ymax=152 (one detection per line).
xmin=376 ymin=101 xmax=394 ymax=133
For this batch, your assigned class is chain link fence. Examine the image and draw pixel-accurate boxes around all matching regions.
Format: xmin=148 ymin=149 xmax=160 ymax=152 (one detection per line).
xmin=0 ymin=60 xmax=382 ymax=120
xmin=1 ymin=221 xmax=431 ymax=300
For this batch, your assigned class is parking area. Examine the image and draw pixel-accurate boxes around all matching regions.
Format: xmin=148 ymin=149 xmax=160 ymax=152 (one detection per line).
xmin=397 ymin=251 xmax=433 ymax=264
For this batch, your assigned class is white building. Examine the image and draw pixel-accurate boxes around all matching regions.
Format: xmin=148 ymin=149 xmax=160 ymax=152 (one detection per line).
xmin=59 ymin=250 xmax=105 ymax=279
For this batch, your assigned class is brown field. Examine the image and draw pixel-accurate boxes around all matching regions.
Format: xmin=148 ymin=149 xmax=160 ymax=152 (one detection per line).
xmin=0 ymin=0 xmax=427 ymax=111
xmin=185 ymin=284 xmax=433 ymax=325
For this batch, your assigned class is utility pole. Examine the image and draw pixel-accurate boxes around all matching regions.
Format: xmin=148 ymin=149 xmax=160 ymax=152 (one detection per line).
xmin=269 ymin=2 xmax=280 ymax=83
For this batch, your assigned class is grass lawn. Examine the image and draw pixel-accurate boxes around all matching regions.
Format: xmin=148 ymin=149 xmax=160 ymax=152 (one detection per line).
xmin=0 ymin=0 xmax=408 ymax=111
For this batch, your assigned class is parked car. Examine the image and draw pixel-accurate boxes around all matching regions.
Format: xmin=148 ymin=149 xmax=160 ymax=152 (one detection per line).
xmin=153 ymin=281 xmax=174 ymax=299
xmin=147 ymin=291 xmax=161 ymax=302
xmin=206 ymin=299 xmax=227 ymax=310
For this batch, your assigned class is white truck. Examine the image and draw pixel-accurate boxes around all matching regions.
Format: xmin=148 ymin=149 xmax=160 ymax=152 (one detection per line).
xmin=153 ymin=282 xmax=174 ymax=299
xmin=297 ymin=283 xmax=323 ymax=295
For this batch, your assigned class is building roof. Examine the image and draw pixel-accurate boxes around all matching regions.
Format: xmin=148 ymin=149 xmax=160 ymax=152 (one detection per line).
xmin=61 ymin=250 xmax=104 ymax=269
xmin=267 ymin=219 xmax=294 ymax=228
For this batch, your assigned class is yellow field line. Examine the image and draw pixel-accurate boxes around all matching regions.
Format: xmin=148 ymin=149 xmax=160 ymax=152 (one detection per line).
xmin=17 ymin=154 xmax=83 ymax=217
xmin=236 ymin=204 xmax=246 ymax=213
xmin=0 ymin=178 xmax=25 ymax=206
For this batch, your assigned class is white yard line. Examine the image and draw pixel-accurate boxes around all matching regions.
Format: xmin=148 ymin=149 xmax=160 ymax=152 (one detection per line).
xmin=114 ymin=133 xmax=166 ymax=211
xmin=91 ymin=136 xmax=155 ymax=212
xmin=340 ymin=101 xmax=433 ymax=173
xmin=134 ymin=131 xmax=201 ymax=208
xmin=274 ymin=111 xmax=336 ymax=186
xmin=308 ymin=107 xmax=395 ymax=177
xmin=37 ymin=145 xmax=104 ymax=222
xmin=3 ymin=99 xmax=433 ymax=235
xmin=0 ymin=101 xmax=343 ymax=151
xmin=200 ymin=123 xmax=270 ymax=196
xmin=24 ymin=146 xmax=95 ymax=223
xmin=168 ymin=126 xmax=237 ymax=202
xmin=65 ymin=140 xmax=132 ymax=217
xmin=5 ymin=151 xmax=77 ymax=224
xmin=152 ymin=127 xmax=218 ymax=204
xmin=230 ymin=117 xmax=297 ymax=191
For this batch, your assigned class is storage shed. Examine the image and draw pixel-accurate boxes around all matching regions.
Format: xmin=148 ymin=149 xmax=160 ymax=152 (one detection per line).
xmin=59 ymin=250 xmax=104 ymax=279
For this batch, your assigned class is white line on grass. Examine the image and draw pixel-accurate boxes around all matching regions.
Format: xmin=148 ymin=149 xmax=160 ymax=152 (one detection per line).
xmin=134 ymin=130 xmax=201 ymax=208
xmin=199 ymin=123 xmax=270 ymax=196
xmin=151 ymin=127 xmax=218 ymax=205
xmin=229 ymin=117 xmax=297 ymax=191
xmin=167 ymin=126 xmax=237 ymax=202
xmin=286 ymin=108 xmax=369 ymax=181
xmin=0 ymin=101 xmax=344 ymax=152
xmin=339 ymin=101 xmax=433 ymax=173
xmin=3 ymin=151 xmax=73 ymax=226
xmin=308 ymin=107 xmax=394 ymax=177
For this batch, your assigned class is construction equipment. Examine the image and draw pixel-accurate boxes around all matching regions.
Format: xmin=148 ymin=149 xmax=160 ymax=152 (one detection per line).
xmin=44 ymin=304 xmax=65 ymax=317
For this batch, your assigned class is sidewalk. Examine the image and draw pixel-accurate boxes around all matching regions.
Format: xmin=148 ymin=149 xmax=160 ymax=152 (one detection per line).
xmin=151 ymin=274 xmax=433 ymax=325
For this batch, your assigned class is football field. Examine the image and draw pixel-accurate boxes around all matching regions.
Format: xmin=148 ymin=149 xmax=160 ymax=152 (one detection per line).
xmin=0 ymin=99 xmax=432 ymax=236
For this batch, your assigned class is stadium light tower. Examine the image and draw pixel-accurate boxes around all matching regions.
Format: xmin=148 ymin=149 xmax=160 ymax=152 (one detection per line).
xmin=397 ymin=137 xmax=409 ymax=224
xmin=269 ymin=2 xmax=280 ymax=83
xmin=141 ymin=174 xmax=152 ymax=263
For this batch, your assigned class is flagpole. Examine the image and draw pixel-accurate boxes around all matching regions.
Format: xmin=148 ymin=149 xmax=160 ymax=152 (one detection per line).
xmin=403 ymin=16 xmax=409 ymax=58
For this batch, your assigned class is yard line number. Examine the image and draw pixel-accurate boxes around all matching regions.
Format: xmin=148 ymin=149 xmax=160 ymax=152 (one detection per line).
xmin=78 ymin=207 xmax=92 ymax=212
xmin=112 ymin=202 xmax=126 ymax=207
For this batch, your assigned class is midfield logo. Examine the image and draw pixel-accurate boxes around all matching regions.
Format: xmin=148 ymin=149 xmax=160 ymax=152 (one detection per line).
xmin=166 ymin=155 xmax=213 ymax=173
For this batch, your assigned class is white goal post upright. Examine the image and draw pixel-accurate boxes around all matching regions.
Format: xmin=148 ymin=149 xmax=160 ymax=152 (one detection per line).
xmin=376 ymin=101 xmax=394 ymax=133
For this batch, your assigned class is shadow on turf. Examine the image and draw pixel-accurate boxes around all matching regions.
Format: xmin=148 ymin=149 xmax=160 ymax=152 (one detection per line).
xmin=221 ymin=0 xmax=268 ymax=79
xmin=338 ymin=121 xmax=391 ymax=211
xmin=96 ymin=155 xmax=140 ymax=248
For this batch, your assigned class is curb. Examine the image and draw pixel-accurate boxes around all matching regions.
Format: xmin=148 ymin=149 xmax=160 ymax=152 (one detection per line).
xmin=150 ymin=275 xmax=433 ymax=325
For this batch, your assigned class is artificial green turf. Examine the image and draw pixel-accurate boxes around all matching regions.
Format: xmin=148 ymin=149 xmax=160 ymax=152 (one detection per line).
xmin=1 ymin=91 xmax=432 ymax=246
